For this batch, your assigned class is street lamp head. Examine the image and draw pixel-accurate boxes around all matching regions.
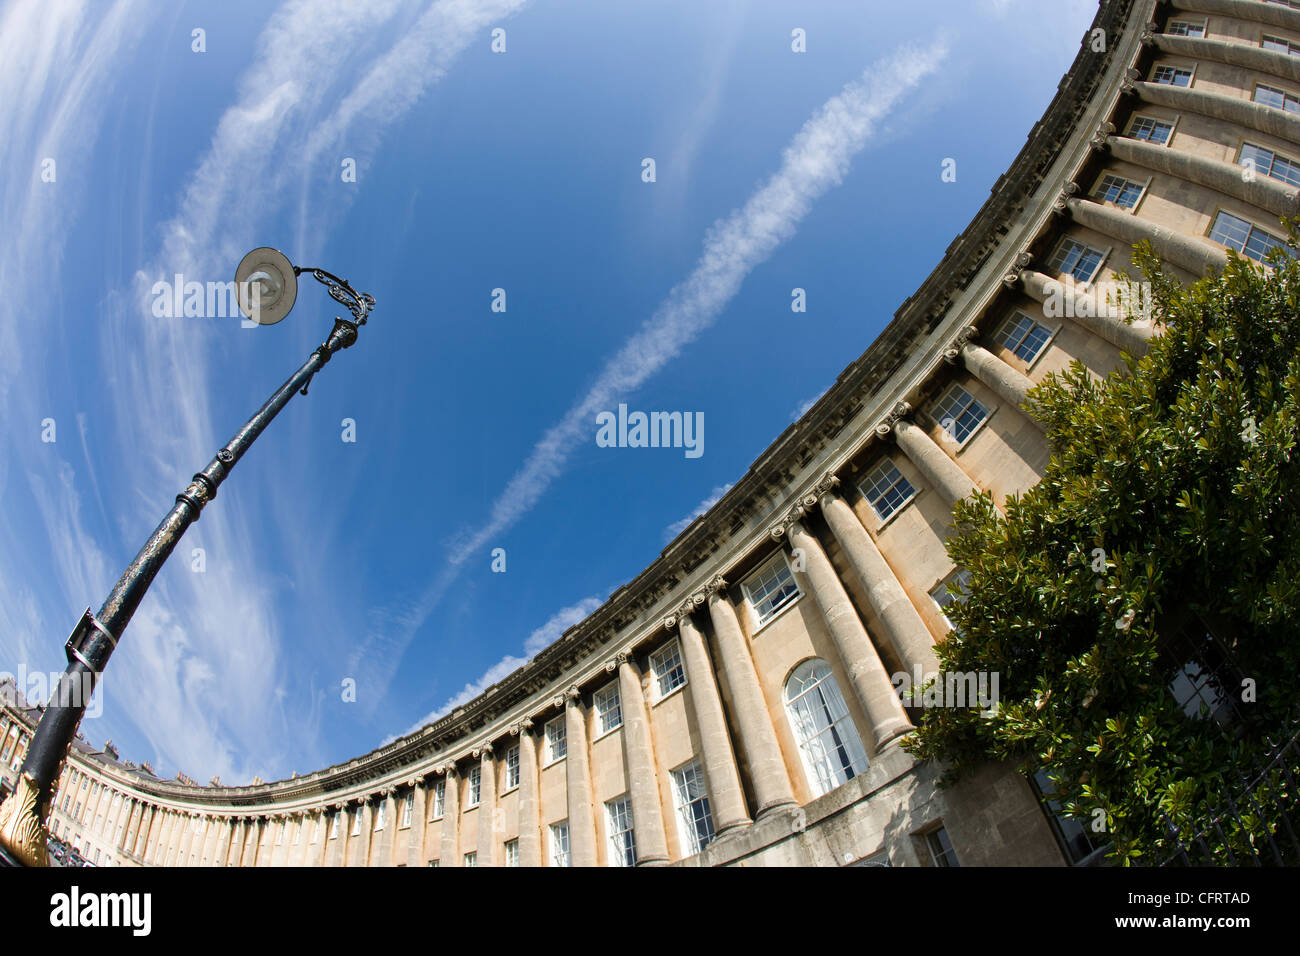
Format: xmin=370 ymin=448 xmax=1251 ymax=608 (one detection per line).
xmin=235 ymin=246 xmax=298 ymax=326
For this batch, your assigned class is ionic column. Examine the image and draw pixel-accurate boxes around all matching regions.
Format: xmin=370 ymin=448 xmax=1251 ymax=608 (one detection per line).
xmin=514 ymin=720 xmax=542 ymax=867
xmin=177 ymin=813 xmax=197 ymax=866
xmin=672 ymin=608 xmax=750 ymax=834
xmin=612 ymin=652 xmax=669 ymax=865
xmin=326 ymin=806 xmax=345 ymax=867
xmin=475 ymin=745 xmax=498 ymax=866
xmin=780 ymin=515 xmax=913 ymax=752
xmin=352 ymin=801 xmax=372 ymax=867
xmin=377 ymin=791 xmax=398 ymax=866
xmin=197 ymin=816 xmax=215 ymax=866
xmin=562 ymin=687 xmax=598 ymax=867
xmin=1066 ymin=196 xmax=1227 ymax=277
xmin=438 ymin=766 xmax=460 ymax=866
xmin=407 ymin=781 xmax=428 ymax=867
xmin=815 ymin=479 xmax=940 ymax=676
xmin=885 ymin=407 xmax=982 ymax=507
xmin=704 ymin=583 xmax=798 ymax=816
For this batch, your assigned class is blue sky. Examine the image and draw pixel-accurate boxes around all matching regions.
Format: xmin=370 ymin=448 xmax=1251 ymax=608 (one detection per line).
xmin=0 ymin=0 xmax=1096 ymax=784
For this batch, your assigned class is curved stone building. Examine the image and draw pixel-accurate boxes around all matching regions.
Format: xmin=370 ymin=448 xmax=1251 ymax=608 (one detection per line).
xmin=5 ymin=0 xmax=1297 ymax=867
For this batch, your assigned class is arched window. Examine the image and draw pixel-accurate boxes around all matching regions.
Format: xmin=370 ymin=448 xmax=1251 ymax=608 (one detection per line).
xmin=784 ymin=659 xmax=869 ymax=798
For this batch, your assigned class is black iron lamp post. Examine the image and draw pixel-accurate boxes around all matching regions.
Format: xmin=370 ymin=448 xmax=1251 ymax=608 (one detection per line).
xmin=0 ymin=248 xmax=374 ymax=867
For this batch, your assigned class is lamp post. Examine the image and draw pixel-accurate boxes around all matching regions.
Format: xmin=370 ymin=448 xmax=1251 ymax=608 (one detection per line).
xmin=0 ymin=248 xmax=374 ymax=867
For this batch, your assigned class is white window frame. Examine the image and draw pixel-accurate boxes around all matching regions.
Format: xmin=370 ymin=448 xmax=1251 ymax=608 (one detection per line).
xmin=784 ymin=659 xmax=870 ymax=798
xmin=1126 ymin=113 xmax=1177 ymax=146
xmin=994 ymin=310 xmax=1056 ymax=368
xmin=549 ymin=821 xmax=571 ymax=867
xmin=1254 ymin=81 xmax=1300 ymax=114
xmin=741 ymin=551 xmax=803 ymax=629
xmin=505 ymin=838 xmax=520 ymax=867
xmin=1238 ymin=140 xmax=1300 ymax=187
xmin=401 ymin=792 xmax=413 ymax=829
xmin=930 ymin=568 xmax=973 ymax=631
xmin=857 ymin=457 xmax=917 ymax=524
xmin=467 ymin=765 xmax=482 ymax=808
xmin=671 ymin=759 xmax=716 ymax=857
xmin=1262 ymin=33 xmax=1300 ymax=57
xmin=1208 ymin=209 xmax=1290 ymax=263
xmin=463 ymin=851 xmax=477 ymax=868
xmin=1150 ymin=62 xmax=1195 ymax=87
xmin=605 ymin=796 xmax=637 ymax=868
xmin=593 ymin=681 xmax=623 ymax=738
xmin=504 ymin=745 xmax=520 ymax=792
xmin=432 ymin=778 xmax=446 ymax=820
xmin=329 ymin=812 xmax=341 ymax=840
xmin=648 ymin=640 xmax=687 ymax=701
xmin=1091 ymin=170 xmax=1149 ymax=212
xmin=373 ymin=802 xmax=386 ymax=832
xmin=350 ymin=810 xmax=361 ymax=837
xmin=931 ymin=382 xmax=991 ymax=448
xmin=924 ymin=825 xmax=960 ymax=867
xmin=1047 ymin=236 xmax=1109 ymax=285
xmin=1165 ymin=19 xmax=1205 ymax=38
xmin=544 ymin=716 xmax=567 ymax=765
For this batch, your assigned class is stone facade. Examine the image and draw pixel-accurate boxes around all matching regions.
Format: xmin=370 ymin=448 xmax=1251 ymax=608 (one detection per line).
xmin=4 ymin=0 xmax=1294 ymax=867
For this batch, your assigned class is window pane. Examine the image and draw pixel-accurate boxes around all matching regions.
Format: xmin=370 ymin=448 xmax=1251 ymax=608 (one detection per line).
xmin=743 ymin=554 xmax=801 ymax=623
xmin=931 ymin=384 xmax=989 ymax=444
xmin=649 ymin=641 xmax=686 ymax=697
xmin=859 ymin=459 xmax=916 ymax=520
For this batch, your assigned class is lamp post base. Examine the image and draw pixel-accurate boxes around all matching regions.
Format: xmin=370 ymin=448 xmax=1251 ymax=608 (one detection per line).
xmin=0 ymin=773 xmax=50 ymax=867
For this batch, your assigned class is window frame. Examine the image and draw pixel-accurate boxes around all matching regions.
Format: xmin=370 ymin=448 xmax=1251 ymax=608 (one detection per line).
xmin=930 ymin=568 xmax=973 ymax=632
xmin=670 ymin=759 xmax=716 ymax=857
xmin=544 ymin=715 xmax=568 ymax=766
xmin=1253 ymin=81 xmax=1300 ymax=114
xmin=1150 ymin=62 xmax=1195 ymax=88
xmin=605 ymin=795 xmax=637 ymax=868
xmin=648 ymin=639 xmax=688 ymax=702
xmin=1261 ymin=33 xmax=1300 ymax=57
xmin=1047 ymin=236 xmax=1110 ymax=285
xmin=1207 ymin=208 xmax=1290 ymax=263
xmin=741 ymin=551 xmax=803 ymax=630
xmin=1165 ymin=19 xmax=1205 ymax=37
xmin=549 ymin=821 xmax=571 ymax=867
xmin=1126 ymin=113 xmax=1177 ymax=146
xmin=431 ymin=778 xmax=446 ymax=820
xmin=467 ymin=765 xmax=482 ymax=808
xmin=592 ymin=681 xmax=623 ymax=738
xmin=505 ymin=838 xmax=520 ymax=867
xmin=993 ymin=310 xmax=1057 ymax=368
xmin=857 ymin=457 xmax=918 ymax=525
xmin=930 ymin=382 xmax=992 ymax=448
xmin=784 ymin=658 xmax=870 ymax=798
xmin=1236 ymin=139 xmax=1300 ymax=188
xmin=504 ymin=744 xmax=520 ymax=792
xmin=1090 ymin=170 xmax=1149 ymax=213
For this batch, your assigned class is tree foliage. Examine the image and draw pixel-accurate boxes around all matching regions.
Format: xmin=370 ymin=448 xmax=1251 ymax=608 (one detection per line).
xmin=904 ymin=238 xmax=1300 ymax=863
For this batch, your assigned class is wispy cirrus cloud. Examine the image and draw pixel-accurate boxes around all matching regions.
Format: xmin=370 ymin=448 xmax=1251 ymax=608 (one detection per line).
xmin=389 ymin=593 xmax=606 ymax=741
xmin=355 ymin=39 xmax=952 ymax=722
xmin=664 ymin=483 xmax=733 ymax=542
xmin=0 ymin=0 xmax=528 ymax=783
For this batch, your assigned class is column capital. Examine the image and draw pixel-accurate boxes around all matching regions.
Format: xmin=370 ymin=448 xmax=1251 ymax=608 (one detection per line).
xmin=473 ymin=743 xmax=493 ymax=759
xmin=873 ymin=400 xmax=913 ymax=438
xmin=510 ymin=718 xmax=533 ymax=735
xmin=564 ymin=684 xmax=581 ymax=703
xmin=603 ymin=650 xmax=629 ymax=673
xmin=942 ymin=325 xmax=980 ymax=364
xmin=769 ymin=483 xmax=826 ymax=540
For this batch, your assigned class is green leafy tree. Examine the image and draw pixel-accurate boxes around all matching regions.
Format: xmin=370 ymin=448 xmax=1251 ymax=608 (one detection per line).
xmin=905 ymin=238 xmax=1300 ymax=864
